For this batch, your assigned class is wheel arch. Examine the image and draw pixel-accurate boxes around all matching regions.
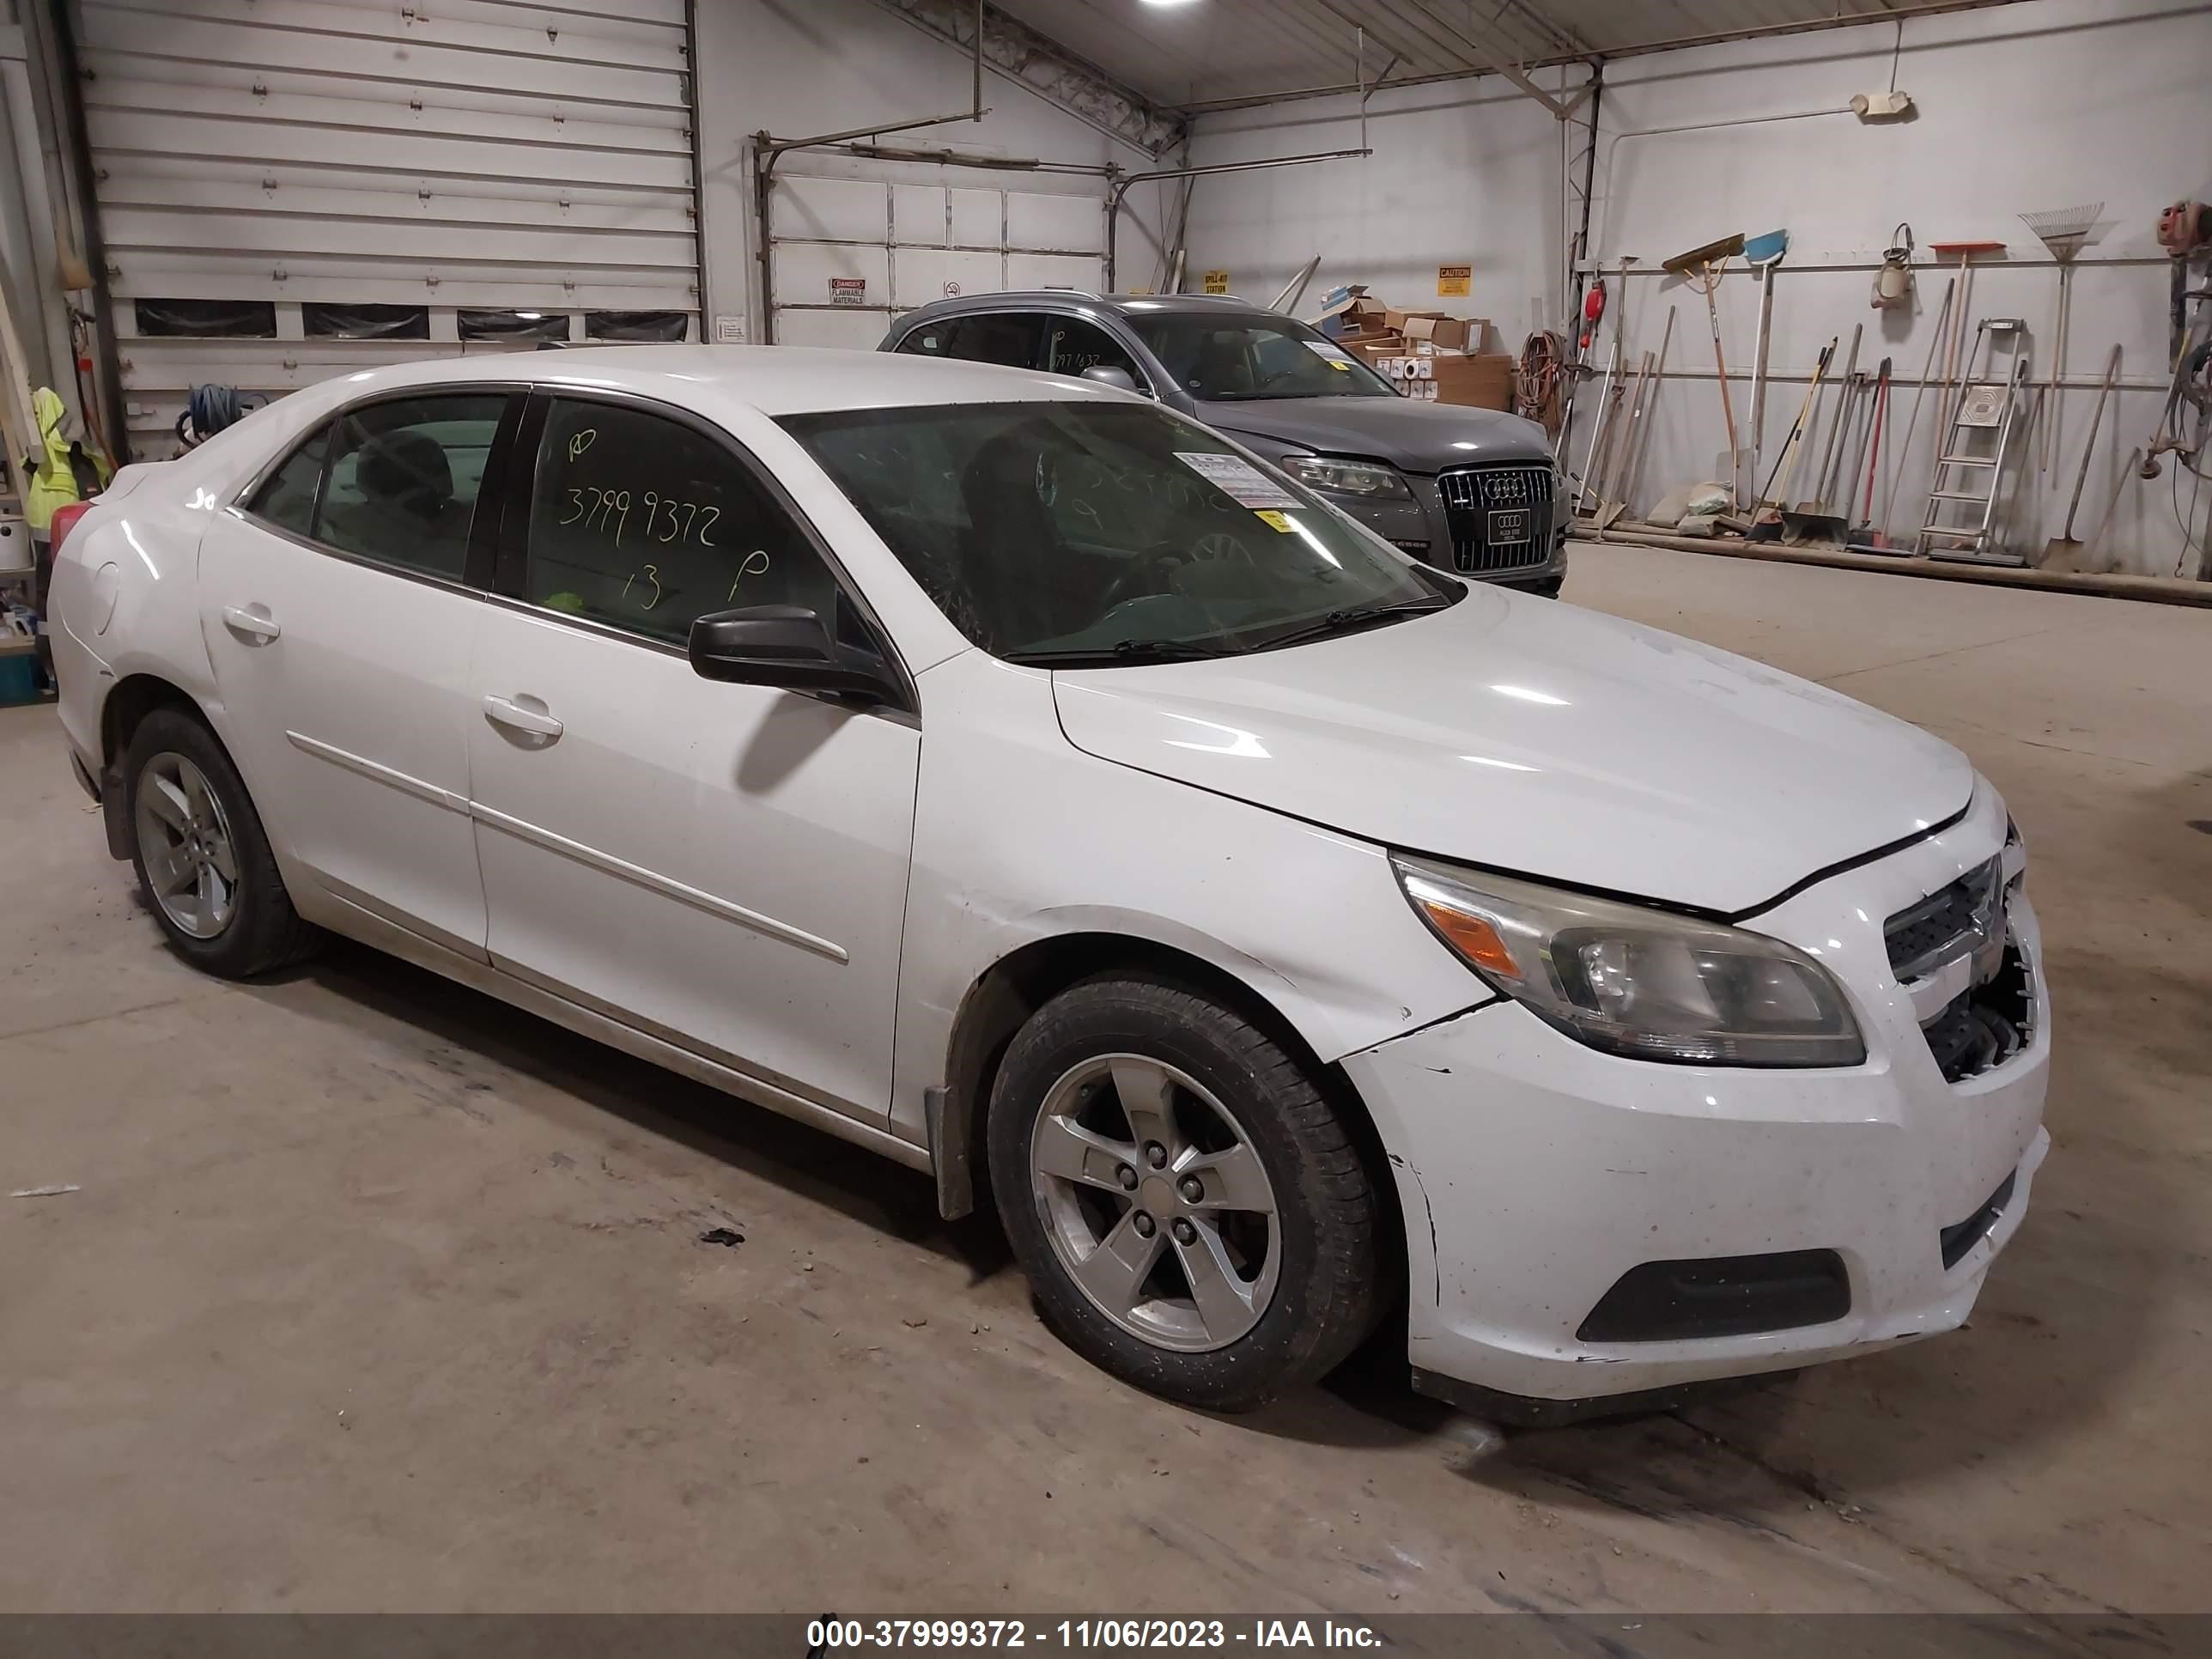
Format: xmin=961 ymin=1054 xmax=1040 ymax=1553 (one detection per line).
xmin=97 ymin=672 xmax=210 ymax=860
xmin=933 ymin=929 xmax=1405 ymax=1303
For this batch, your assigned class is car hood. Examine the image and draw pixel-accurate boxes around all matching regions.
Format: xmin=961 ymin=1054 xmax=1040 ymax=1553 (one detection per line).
xmin=1051 ymin=589 xmax=1973 ymax=916
xmin=1194 ymin=396 xmax=1547 ymax=473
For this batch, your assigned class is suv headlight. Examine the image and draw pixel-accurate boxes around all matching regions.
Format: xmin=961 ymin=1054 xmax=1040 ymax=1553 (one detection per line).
xmin=1284 ymin=456 xmax=1411 ymax=500
xmin=1392 ymin=855 xmax=1866 ymax=1067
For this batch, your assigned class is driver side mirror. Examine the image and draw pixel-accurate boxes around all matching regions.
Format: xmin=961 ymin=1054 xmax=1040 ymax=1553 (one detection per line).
xmin=1079 ymin=364 xmax=1141 ymax=395
xmin=687 ymin=605 xmax=902 ymax=707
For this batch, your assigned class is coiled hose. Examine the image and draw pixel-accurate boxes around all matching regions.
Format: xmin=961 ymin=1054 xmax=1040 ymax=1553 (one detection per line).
xmin=1516 ymin=330 xmax=1566 ymax=431
xmin=175 ymin=384 xmax=269 ymax=451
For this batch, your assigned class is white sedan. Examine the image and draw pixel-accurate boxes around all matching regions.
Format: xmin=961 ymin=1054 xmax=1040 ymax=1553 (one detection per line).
xmin=47 ymin=348 xmax=2051 ymax=1418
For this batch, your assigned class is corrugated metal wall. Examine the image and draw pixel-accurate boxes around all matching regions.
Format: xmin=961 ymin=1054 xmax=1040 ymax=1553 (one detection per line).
xmin=78 ymin=0 xmax=700 ymax=453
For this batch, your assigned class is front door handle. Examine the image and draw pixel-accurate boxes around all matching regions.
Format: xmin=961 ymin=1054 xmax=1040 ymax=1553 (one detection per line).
xmin=222 ymin=604 xmax=281 ymax=643
xmin=483 ymin=694 xmax=564 ymax=741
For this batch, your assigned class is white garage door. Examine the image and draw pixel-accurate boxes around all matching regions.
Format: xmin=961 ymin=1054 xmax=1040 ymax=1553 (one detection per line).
xmin=80 ymin=0 xmax=700 ymax=457
xmin=768 ymin=174 xmax=1104 ymax=349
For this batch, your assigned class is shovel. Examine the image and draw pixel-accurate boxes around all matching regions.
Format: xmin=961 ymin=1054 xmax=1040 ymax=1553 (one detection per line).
xmin=1747 ymin=336 xmax=1837 ymax=539
xmin=2043 ymin=344 xmax=2122 ymax=568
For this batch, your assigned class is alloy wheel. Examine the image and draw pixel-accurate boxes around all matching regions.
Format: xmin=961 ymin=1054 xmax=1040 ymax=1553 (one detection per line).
xmin=1028 ymin=1052 xmax=1281 ymax=1352
xmin=135 ymin=751 xmax=240 ymax=940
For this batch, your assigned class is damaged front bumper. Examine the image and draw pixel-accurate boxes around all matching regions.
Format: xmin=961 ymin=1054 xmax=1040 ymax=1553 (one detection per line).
xmin=1340 ymin=793 xmax=2051 ymax=1419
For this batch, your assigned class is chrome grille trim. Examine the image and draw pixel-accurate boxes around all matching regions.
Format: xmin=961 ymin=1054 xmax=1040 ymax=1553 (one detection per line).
xmin=1437 ymin=463 xmax=1554 ymax=574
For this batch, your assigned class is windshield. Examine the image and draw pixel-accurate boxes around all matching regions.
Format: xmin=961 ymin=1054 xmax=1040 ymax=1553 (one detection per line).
xmin=1127 ymin=313 xmax=1398 ymax=403
xmin=779 ymin=401 xmax=1455 ymax=664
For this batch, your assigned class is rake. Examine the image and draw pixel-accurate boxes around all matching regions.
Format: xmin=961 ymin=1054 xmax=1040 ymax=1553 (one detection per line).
xmin=2020 ymin=203 xmax=2101 ymax=470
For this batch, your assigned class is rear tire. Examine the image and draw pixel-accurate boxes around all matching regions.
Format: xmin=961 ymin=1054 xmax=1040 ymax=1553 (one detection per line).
xmin=123 ymin=708 xmax=319 ymax=978
xmin=988 ymin=974 xmax=1380 ymax=1412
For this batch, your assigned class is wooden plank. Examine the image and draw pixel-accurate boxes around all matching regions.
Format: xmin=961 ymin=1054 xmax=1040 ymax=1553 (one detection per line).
xmin=1569 ymin=526 xmax=2212 ymax=610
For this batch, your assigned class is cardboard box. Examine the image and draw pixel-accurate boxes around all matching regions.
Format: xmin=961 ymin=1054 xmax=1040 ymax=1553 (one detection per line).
xmin=1364 ymin=350 xmax=1512 ymax=408
xmin=1312 ymin=286 xmax=1389 ymax=339
xmin=1346 ymin=337 xmax=1406 ymax=372
xmin=1426 ymin=352 xmax=1516 ymax=410
xmin=1400 ymin=313 xmax=1469 ymax=351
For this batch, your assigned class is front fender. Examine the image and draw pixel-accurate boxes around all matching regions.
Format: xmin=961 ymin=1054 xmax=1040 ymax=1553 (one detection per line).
xmin=888 ymin=651 xmax=1484 ymax=1152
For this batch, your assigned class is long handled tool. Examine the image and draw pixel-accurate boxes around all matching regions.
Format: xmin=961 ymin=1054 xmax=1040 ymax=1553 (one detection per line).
xmin=1849 ymin=358 xmax=1894 ymax=550
xmin=2044 ymin=343 xmax=2122 ymax=565
xmin=1663 ymin=233 xmax=1747 ymax=506
xmin=2020 ymin=204 xmax=2100 ymax=471
xmin=1748 ymin=336 xmax=1837 ymax=538
xmin=2081 ymin=446 xmax=2141 ymax=574
xmin=1611 ymin=305 xmax=1675 ymax=525
xmin=1807 ymin=323 xmax=1863 ymax=510
xmin=1793 ymin=371 xmax=1869 ymax=542
xmin=1881 ymin=276 xmax=1956 ymax=527
xmin=1595 ymin=349 xmax=1654 ymax=528
xmin=1744 ymin=229 xmax=1788 ymax=488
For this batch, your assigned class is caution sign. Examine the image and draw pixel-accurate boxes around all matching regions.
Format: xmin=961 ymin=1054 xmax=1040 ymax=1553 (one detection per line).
xmin=1202 ymin=270 xmax=1230 ymax=295
xmin=1437 ymin=264 xmax=1472 ymax=297
xmin=828 ymin=276 xmax=868 ymax=307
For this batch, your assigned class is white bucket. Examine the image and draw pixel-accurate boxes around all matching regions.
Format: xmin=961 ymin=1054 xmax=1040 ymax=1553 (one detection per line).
xmin=0 ymin=514 xmax=28 ymax=573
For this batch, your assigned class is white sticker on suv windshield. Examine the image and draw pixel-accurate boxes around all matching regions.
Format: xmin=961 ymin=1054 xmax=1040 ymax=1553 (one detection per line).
xmin=1304 ymin=340 xmax=1353 ymax=363
xmin=1174 ymin=452 xmax=1300 ymax=509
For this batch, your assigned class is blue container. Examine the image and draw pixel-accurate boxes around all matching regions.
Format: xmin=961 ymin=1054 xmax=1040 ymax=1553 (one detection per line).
xmin=0 ymin=646 xmax=40 ymax=706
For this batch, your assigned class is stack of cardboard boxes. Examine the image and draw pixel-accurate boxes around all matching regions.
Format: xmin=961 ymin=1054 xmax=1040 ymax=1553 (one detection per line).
xmin=1312 ymin=287 xmax=1516 ymax=411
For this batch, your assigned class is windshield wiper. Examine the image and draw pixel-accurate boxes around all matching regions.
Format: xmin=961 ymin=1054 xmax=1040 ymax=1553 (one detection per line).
xmin=1247 ymin=595 xmax=1453 ymax=653
xmin=1001 ymin=638 xmax=1231 ymax=668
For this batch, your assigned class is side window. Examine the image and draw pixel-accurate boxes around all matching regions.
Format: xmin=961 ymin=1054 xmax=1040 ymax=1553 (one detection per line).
xmin=1040 ymin=318 xmax=1144 ymax=387
xmin=316 ymin=394 xmax=507 ymax=581
xmin=526 ymin=398 xmax=838 ymax=647
xmin=246 ymin=421 xmax=332 ymax=538
xmin=940 ymin=312 xmax=1045 ymax=368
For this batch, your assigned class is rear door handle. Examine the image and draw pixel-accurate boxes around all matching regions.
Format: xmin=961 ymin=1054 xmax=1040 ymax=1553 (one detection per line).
xmin=483 ymin=694 xmax=564 ymax=740
xmin=222 ymin=604 xmax=281 ymax=643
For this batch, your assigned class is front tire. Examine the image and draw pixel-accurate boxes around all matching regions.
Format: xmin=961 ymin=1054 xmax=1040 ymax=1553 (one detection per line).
xmin=988 ymin=975 xmax=1380 ymax=1412
xmin=124 ymin=708 xmax=319 ymax=977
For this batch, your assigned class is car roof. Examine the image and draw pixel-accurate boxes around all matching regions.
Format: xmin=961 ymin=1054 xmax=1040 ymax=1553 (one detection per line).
xmin=296 ymin=344 xmax=1137 ymax=419
xmin=897 ymin=291 xmax=1277 ymax=323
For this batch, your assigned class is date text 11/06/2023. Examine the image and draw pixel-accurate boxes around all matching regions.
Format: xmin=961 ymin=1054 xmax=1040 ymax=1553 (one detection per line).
xmin=805 ymin=1621 xmax=1383 ymax=1651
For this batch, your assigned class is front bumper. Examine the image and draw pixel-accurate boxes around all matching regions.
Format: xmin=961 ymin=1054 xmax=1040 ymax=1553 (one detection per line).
xmin=1341 ymin=785 xmax=2051 ymax=1409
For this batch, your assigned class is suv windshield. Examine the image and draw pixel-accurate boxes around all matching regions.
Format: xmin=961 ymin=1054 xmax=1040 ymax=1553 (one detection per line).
xmin=780 ymin=402 xmax=1455 ymax=664
xmin=1127 ymin=312 xmax=1398 ymax=403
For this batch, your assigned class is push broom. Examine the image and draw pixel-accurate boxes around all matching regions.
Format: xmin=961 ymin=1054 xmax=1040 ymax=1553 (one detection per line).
xmin=1662 ymin=232 xmax=1747 ymax=507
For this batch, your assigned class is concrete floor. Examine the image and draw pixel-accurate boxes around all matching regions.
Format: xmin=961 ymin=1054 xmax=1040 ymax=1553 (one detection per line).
xmin=3 ymin=544 xmax=2207 ymax=1614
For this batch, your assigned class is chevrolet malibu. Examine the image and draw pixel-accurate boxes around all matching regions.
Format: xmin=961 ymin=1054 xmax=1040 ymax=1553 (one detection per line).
xmin=47 ymin=348 xmax=2050 ymax=1418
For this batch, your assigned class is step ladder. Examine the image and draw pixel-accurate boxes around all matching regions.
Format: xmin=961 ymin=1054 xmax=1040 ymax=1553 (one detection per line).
xmin=1916 ymin=319 xmax=2030 ymax=565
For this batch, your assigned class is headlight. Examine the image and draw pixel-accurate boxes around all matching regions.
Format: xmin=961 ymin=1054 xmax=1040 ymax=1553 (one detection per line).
xmin=1391 ymin=855 xmax=1866 ymax=1067
xmin=1283 ymin=456 xmax=1411 ymax=500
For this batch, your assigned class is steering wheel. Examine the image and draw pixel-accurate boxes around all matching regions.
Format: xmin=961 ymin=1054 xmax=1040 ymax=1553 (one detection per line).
xmin=1096 ymin=532 xmax=1257 ymax=611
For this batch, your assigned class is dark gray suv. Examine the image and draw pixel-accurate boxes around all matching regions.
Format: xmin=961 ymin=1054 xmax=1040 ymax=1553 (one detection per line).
xmin=880 ymin=292 xmax=1565 ymax=594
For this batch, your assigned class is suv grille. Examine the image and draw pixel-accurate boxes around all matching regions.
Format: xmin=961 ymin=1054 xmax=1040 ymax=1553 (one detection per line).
xmin=1437 ymin=464 xmax=1554 ymax=574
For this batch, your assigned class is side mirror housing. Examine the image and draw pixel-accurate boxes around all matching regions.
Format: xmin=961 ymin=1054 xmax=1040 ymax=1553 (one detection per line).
xmin=1079 ymin=364 xmax=1139 ymax=394
xmin=687 ymin=605 xmax=901 ymax=707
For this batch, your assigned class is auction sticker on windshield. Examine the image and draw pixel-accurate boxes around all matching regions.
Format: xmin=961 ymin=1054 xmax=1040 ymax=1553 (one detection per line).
xmin=1303 ymin=341 xmax=1356 ymax=371
xmin=1175 ymin=452 xmax=1300 ymax=509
